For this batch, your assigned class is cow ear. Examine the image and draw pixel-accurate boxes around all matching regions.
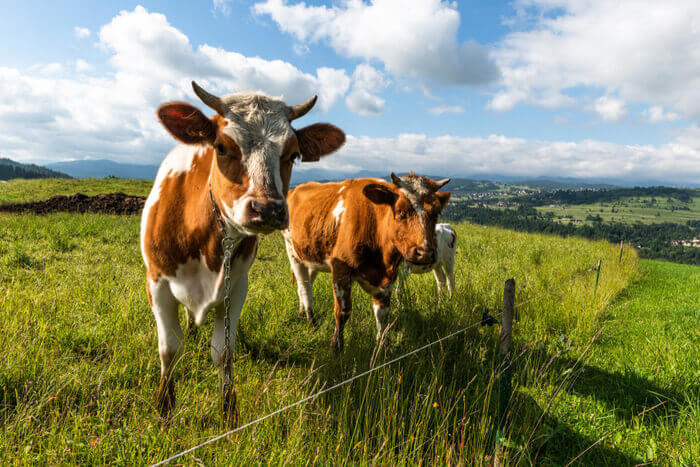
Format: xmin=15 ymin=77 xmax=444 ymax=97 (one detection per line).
xmin=436 ymin=191 xmax=451 ymax=209
xmin=363 ymin=184 xmax=397 ymax=205
xmin=295 ymin=123 xmax=345 ymax=162
xmin=157 ymin=102 xmax=217 ymax=144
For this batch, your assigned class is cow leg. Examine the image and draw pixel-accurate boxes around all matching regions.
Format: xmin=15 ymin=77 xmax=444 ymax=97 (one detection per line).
xmin=291 ymin=262 xmax=317 ymax=327
xmin=211 ymin=273 xmax=248 ymax=427
xmin=372 ymin=291 xmax=392 ymax=343
xmin=432 ymin=265 xmax=447 ymax=297
xmin=330 ymin=263 xmax=353 ymax=354
xmin=184 ymin=309 xmax=198 ymax=338
xmin=151 ymin=279 xmax=183 ymax=417
xmin=444 ymin=257 xmax=455 ymax=296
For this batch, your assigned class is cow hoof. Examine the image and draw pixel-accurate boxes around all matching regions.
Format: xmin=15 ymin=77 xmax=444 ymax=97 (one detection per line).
xmin=306 ymin=314 xmax=318 ymax=329
xmin=156 ymin=377 xmax=175 ymax=418
xmin=222 ymin=388 xmax=239 ymax=428
xmin=330 ymin=334 xmax=344 ymax=354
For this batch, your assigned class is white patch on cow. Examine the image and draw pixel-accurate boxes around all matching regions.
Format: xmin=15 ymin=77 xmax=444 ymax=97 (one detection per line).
xmin=333 ymin=281 xmax=347 ymax=310
xmin=140 ymin=144 xmax=205 ymax=267
xmin=332 ymin=198 xmax=345 ymax=223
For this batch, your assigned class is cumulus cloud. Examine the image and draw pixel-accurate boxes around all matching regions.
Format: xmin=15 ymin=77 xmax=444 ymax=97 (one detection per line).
xmin=643 ymin=106 xmax=679 ymax=123
xmin=0 ymin=6 xmax=349 ymax=164
xmin=491 ymin=0 xmax=700 ymax=120
xmin=428 ymin=105 xmax=465 ymax=116
xmin=593 ymin=96 xmax=627 ymax=122
xmin=74 ymin=26 xmax=90 ymax=38
xmin=297 ymin=130 xmax=700 ymax=185
xmin=253 ymin=0 xmax=499 ymax=86
xmin=345 ymin=64 xmax=388 ymax=116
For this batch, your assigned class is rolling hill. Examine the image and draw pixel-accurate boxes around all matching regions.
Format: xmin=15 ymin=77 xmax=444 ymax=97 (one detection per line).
xmin=0 ymin=158 xmax=71 ymax=180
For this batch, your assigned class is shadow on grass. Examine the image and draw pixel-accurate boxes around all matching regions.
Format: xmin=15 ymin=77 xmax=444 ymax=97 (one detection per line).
xmin=524 ymin=347 xmax=682 ymax=428
xmin=510 ymin=393 xmax=637 ymax=465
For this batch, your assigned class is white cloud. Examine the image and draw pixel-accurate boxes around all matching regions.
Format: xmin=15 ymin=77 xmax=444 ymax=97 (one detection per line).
xmin=74 ymin=27 xmax=90 ymax=38
xmin=212 ymin=0 xmax=232 ymax=16
xmin=345 ymin=64 xmax=388 ymax=116
xmin=0 ymin=6 xmax=349 ymax=164
xmin=298 ymin=130 xmax=700 ymax=185
xmin=428 ymin=105 xmax=465 ymax=116
xmin=75 ymin=59 xmax=93 ymax=72
xmin=253 ymin=0 xmax=499 ymax=86
xmin=492 ymin=0 xmax=700 ymax=120
xmin=30 ymin=62 xmax=63 ymax=76
xmin=643 ymin=106 xmax=680 ymax=123
xmin=593 ymin=97 xmax=627 ymax=122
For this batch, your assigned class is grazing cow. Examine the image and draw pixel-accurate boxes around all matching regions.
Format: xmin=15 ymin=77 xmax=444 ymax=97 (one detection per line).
xmin=283 ymin=173 xmax=450 ymax=351
xmin=398 ymin=223 xmax=456 ymax=297
xmin=141 ymin=81 xmax=345 ymax=421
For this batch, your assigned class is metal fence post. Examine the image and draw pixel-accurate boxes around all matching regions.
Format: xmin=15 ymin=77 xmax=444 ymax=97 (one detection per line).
xmin=592 ymin=259 xmax=602 ymax=302
xmin=495 ymin=278 xmax=515 ymax=467
xmin=618 ymin=241 xmax=623 ymax=262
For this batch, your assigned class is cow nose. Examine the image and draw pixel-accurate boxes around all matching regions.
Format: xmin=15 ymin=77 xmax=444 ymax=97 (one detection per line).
xmin=409 ymin=247 xmax=435 ymax=265
xmin=247 ymin=198 xmax=288 ymax=229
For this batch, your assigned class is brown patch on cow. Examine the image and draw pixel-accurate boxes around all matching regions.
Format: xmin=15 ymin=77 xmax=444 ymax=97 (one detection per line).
xmin=143 ymin=148 xmax=224 ymax=280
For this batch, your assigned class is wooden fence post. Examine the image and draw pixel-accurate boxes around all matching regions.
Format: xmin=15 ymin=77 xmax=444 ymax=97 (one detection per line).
xmin=592 ymin=259 xmax=602 ymax=302
xmin=495 ymin=278 xmax=515 ymax=467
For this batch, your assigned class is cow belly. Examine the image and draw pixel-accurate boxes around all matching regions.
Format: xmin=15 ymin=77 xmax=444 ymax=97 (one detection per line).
xmin=166 ymin=255 xmax=223 ymax=325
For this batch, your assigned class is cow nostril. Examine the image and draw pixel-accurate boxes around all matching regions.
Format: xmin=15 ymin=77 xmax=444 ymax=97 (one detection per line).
xmin=250 ymin=200 xmax=265 ymax=214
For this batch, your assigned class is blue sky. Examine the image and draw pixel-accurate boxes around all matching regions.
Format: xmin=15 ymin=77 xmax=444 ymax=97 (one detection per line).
xmin=0 ymin=0 xmax=698 ymax=183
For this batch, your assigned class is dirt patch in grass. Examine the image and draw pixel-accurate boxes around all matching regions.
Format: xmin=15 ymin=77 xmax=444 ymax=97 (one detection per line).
xmin=0 ymin=192 xmax=145 ymax=215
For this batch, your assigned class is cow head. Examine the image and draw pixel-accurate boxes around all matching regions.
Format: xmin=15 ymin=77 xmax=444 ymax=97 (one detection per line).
xmin=363 ymin=173 xmax=450 ymax=269
xmin=157 ymin=81 xmax=345 ymax=235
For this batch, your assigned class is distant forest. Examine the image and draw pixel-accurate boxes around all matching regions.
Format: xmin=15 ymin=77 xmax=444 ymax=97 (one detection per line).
xmin=0 ymin=158 xmax=71 ymax=181
xmin=443 ymin=202 xmax=700 ymax=265
xmin=516 ymin=186 xmax=696 ymax=205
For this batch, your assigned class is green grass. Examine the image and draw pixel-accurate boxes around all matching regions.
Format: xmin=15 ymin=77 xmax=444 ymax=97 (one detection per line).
xmin=0 ymin=178 xmax=696 ymax=464
xmin=7 ymin=205 xmax=683 ymax=464
xmin=536 ymin=195 xmax=700 ymax=225
xmin=0 ymin=178 xmax=152 ymax=204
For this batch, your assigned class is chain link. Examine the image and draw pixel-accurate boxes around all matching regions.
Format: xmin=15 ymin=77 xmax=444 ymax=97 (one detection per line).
xmin=209 ymin=187 xmax=240 ymax=409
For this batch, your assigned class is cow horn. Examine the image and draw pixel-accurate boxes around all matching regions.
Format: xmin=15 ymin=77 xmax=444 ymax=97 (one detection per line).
xmin=192 ymin=81 xmax=224 ymax=114
xmin=390 ymin=172 xmax=403 ymax=187
xmin=434 ymin=178 xmax=451 ymax=189
xmin=288 ymin=95 xmax=317 ymax=121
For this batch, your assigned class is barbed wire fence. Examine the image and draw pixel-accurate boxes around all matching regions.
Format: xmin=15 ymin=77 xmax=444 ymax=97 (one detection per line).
xmin=152 ymin=260 xmax=606 ymax=466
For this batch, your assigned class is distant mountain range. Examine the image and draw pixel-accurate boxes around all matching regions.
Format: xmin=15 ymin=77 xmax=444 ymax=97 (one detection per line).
xmin=45 ymin=159 xmax=159 ymax=180
xmin=2 ymin=157 xmax=697 ymax=189
xmin=0 ymin=157 xmax=71 ymax=180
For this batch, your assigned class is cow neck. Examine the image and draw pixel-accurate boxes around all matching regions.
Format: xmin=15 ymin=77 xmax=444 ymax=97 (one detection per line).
xmin=208 ymin=183 xmax=245 ymax=256
xmin=374 ymin=202 xmax=404 ymax=282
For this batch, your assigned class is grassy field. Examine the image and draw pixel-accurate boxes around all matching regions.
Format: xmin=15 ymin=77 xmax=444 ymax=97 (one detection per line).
xmin=0 ymin=180 xmax=697 ymax=464
xmin=0 ymin=178 xmax=152 ymax=204
xmin=536 ymin=195 xmax=700 ymax=225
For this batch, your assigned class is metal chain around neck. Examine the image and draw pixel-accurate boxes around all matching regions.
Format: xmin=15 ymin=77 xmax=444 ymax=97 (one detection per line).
xmin=208 ymin=186 xmax=240 ymax=408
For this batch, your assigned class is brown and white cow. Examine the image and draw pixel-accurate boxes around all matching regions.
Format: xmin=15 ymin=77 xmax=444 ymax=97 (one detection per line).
xmin=141 ymin=81 xmax=345 ymax=419
xmin=283 ymin=173 xmax=450 ymax=352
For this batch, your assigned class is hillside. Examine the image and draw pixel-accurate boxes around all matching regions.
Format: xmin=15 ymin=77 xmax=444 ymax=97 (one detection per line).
xmin=0 ymin=158 xmax=70 ymax=181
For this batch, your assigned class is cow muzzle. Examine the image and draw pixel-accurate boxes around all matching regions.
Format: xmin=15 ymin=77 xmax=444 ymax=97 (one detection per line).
xmin=243 ymin=198 xmax=289 ymax=233
xmin=405 ymin=247 xmax=436 ymax=267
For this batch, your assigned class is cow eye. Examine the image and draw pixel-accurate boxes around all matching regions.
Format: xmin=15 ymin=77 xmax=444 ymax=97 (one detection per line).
xmin=215 ymin=143 xmax=227 ymax=155
xmin=396 ymin=210 xmax=408 ymax=220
